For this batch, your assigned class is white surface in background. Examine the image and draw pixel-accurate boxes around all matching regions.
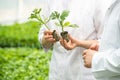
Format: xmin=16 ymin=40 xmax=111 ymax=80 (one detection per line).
xmin=0 ymin=0 xmax=47 ymax=24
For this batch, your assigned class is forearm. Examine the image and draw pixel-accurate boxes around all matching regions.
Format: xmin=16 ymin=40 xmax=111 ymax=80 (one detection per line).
xmin=77 ymin=40 xmax=98 ymax=49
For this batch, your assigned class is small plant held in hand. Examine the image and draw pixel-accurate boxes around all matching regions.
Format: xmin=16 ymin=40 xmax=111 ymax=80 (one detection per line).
xmin=50 ymin=10 xmax=79 ymax=42
xmin=29 ymin=8 xmax=60 ymax=41
xmin=29 ymin=8 xmax=50 ymax=30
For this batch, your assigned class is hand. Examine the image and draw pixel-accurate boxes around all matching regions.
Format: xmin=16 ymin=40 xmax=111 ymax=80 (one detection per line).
xmin=60 ymin=34 xmax=78 ymax=50
xmin=89 ymin=42 xmax=99 ymax=51
xmin=43 ymin=30 xmax=56 ymax=43
xmin=42 ymin=30 xmax=56 ymax=48
xmin=83 ymin=49 xmax=97 ymax=68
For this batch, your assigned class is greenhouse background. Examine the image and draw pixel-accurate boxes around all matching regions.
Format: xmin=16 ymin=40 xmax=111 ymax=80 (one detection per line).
xmin=0 ymin=0 xmax=47 ymax=24
xmin=0 ymin=0 xmax=51 ymax=80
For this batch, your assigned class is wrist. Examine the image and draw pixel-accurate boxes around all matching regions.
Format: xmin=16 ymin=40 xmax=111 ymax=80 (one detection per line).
xmin=76 ymin=40 xmax=82 ymax=47
xmin=76 ymin=40 xmax=90 ymax=49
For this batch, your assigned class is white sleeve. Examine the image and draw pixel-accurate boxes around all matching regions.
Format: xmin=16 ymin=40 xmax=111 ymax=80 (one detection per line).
xmin=92 ymin=48 xmax=120 ymax=78
xmin=92 ymin=1 xmax=120 ymax=78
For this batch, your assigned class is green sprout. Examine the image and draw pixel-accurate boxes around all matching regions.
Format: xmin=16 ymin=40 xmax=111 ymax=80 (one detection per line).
xmin=29 ymin=8 xmax=79 ymax=42
xmin=29 ymin=8 xmax=50 ymax=30
xmin=29 ymin=8 xmax=60 ymax=41
xmin=50 ymin=10 xmax=79 ymax=42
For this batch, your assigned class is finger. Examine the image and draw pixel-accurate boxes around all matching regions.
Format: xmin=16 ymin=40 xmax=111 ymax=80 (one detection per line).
xmin=59 ymin=37 xmax=64 ymax=42
xmin=62 ymin=40 xmax=70 ymax=49
xmin=47 ymin=38 xmax=56 ymax=42
xmin=68 ymin=34 xmax=74 ymax=42
xmin=82 ymin=49 xmax=88 ymax=56
xmin=62 ymin=39 xmax=68 ymax=44
xmin=89 ymin=45 xmax=95 ymax=50
xmin=44 ymin=30 xmax=52 ymax=35
xmin=83 ymin=59 xmax=87 ymax=67
xmin=44 ymin=35 xmax=55 ymax=42
xmin=60 ymin=39 xmax=64 ymax=47
xmin=82 ymin=55 xmax=86 ymax=60
xmin=83 ymin=59 xmax=89 ymax=68
xmin=90 ymin=44 xmax=96 ymax=50
xmin=44 ymin=35 xmax=53 ymax=39
xmin=63 ymin=39 xmax=67 ymax=45
xmin=84 ymin=63 xmax=91 ymax=68
xmin=91 ymin=45 xmax=98 ymax=51
xmin=64 ymin=41 xmax=73 ymax=50
xmin=84 ymin=63 xmax=88 ymax=68
xmin=83 ymin=57 xmax=86 ymax=65
xmin=95 ymin=47 xmax=99 ymax=51
xmin=60 ymin=39 xmax=71 ymax=50
xmin=95 ymin=44 xmax=99 ymax=51
xmin=68 ymin=34 xmax=79 ymax=43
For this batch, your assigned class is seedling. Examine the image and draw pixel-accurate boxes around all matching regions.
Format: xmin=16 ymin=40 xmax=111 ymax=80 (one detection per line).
xmin=50 ymin=10 xmax=79 ymax=42
xmin=29 ymin=8 xmax=60 ymax=41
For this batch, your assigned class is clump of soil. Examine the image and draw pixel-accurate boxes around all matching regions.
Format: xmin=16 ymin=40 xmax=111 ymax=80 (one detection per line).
xmin=52 ymin=30 xmax=60 ymax=41
xmin=60 ymin=31 xmax=69 ymax=42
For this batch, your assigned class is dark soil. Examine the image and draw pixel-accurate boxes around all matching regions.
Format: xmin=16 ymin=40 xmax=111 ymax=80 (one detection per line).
xmin=60 ymin=31 xmax=69 ymax=42
xmin=52 ymin=30 xmax=60 ymax=41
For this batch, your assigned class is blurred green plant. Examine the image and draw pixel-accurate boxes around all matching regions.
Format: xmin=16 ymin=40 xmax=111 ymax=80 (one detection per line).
xmin=0 ymin=21 xmax=41 ymax=48
xmin=0 ymin=48 xmax=52 ymax=80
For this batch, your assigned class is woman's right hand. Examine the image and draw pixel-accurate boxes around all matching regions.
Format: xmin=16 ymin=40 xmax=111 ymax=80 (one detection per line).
xmin=43 ymin=30 xmax=56 ymax=43
xmin=42 ymin=30 xmax=56 ymax=48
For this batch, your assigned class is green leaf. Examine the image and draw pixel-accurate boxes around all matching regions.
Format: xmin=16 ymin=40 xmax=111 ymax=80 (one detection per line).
xmin=49 ymin=12 xmax=56 ymax=20
xmin=33 ymin=8 xmax=41 ymax=14
xmin=69 ymin=24 xmax=79 ymax=28
xmin=63 ymin=21 xmax=70 ymax=26
xmin=60 ymin=10 xmax=69 ymax=21
xmin=50 ymin=11 xmax=60 ymax=20
xmin=54 ymin=11 xmax=60 ymax=18
xmin=29 ymin=8 xmax=42 ymax=19
xmin=29 ymin=8 xmax=50 ymax=30
xmin=29 ymin=13 xmax=37 ymax=19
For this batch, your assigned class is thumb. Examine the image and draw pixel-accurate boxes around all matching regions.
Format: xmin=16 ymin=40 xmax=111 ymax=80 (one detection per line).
xmin=68 ymin=34 xmax=75 ymax=42
xmin=90 ymin=43 xmax=98 ymax=51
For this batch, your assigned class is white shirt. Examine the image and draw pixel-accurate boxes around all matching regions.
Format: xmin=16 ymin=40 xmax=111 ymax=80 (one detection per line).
xmin=92 ymin=0 xmax=120 ymax=80
xmin=38 ymin=0 xmax=110 ymax=80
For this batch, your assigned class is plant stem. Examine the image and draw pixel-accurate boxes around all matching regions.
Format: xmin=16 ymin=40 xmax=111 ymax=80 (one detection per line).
xmin=37 ymin=14 xmax=50 ymax=30
xmin=61 ymin=24 xmax=64 ymax=32
xmin=44 ymin=24 xmax=50 ymax=30
xmin=57 ymin=18 xmax=64 ymax=32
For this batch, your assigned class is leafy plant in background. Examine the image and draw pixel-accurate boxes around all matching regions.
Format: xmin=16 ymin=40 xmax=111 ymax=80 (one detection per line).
xmin=0 ymin=21 xmax=41 ymax=48
xmin=50 ymin=10 xmax=79 ymax=42
xmin=0 ymin=48 xmax=52 ymax=80
xmin=29 ymin=8 xmax=60 ymax=41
